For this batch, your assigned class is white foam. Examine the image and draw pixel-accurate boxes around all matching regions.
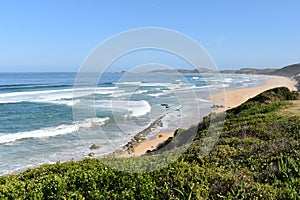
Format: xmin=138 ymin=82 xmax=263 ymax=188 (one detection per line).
xmin=63 ymin=99 xmax=81 ymax=106
xmin=94 ymin=90 xmax=118 ymax=95
xmin=148 ymin=92 xmax=166 ymax=97
xmin=0 ymin=117 xmax=109 ymax=144
xmin=0 ymin=87 xmax=118 ymax=105
xmin=0 ymin=88 xmax=74 ymax=98
xmin=126 ymin=100 xmax=152 ymax=117
xmin=111 ymin=89 xmax=148 ymax=97
xmin=191 ymin=85 xmax=209 ymax=89
xmin=93 ymin=86 xmax=122 ymax=95
xmin=116 ymin=81 xmax=142 ymax=86
xmin=223 ymin=78 xmax=233 ymax=83
xmin=134 ymin=90 xmax=148 ymax=94
xmin=0 ymin=88 xmax=77 ymax=104
xmin=116 ymin=82 xmax=191 ymax=93
xmin=94 ymin=100 xmax=151 ymax=117
xmin=77 ymin=117 xmax=110 ymax=128
xmin=141 ymin=82 xmax=176 ymax=87
xmin=198 ymin=98 xmax=212 ymax=103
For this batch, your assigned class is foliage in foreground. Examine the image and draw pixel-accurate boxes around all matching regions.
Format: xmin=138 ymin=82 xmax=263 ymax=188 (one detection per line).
xmin=0 ymin=87 xmax=299 ymax=199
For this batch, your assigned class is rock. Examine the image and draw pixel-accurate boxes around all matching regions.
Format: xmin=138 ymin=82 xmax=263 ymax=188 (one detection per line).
xmin=161 ymin=103 xmax=170 ymax=108
xmin=89 ymin=144 xmax=101 ymax=150
xmin=88 ymin=152 xmax=95 ymax=157
xmin=211 ymin=104 xmax=224 ymax=109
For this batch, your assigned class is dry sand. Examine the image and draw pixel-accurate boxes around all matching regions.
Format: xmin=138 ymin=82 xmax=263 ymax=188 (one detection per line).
xmin=131 ymin=132 xmax=174 ymax=156
xmin=117 ymin=132 xmax=174 ymax=157
xmin=121 ymin=75 xmax=297 ymax=157
xmin=210 ymin=75 xmax=297 ymax=113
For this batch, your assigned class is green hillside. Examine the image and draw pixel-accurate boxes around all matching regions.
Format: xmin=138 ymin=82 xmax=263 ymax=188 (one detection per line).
xmin=0 ymin=87 xmax=299 ymax=199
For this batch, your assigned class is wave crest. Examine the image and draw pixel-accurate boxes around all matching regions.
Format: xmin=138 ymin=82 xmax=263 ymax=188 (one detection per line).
xmin=0 ymin=117 xmax=109 ymax=144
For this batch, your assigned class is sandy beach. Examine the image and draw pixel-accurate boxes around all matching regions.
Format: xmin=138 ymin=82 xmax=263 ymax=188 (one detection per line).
xmin=131 ymin=132 xmax=174 ymax=155
xmin=123 ymin=75 xmax=297 ymax=157
xmin=210 ymin=75 xmax=297 ymax=113
xmin=115 ymin=132 xmax=173 ymax=157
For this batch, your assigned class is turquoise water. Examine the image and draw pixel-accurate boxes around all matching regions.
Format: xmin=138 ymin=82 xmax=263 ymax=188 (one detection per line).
xmin=0 ymin=72 xmax=264 ymax=174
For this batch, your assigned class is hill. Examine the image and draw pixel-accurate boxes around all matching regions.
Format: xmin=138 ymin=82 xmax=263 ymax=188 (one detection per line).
xmin=220 ymin=63 xmax=300 ymax=91
xmin=270 ymin=63 xmax=300 ymax=77
xmin=0 ymin=87 xmax=299 ymax=199
xmin=269 ymin=63 xmax=300 ymax=90
xmin=148 ymin=67 xmax=214 ymax=73
xmin=220 ymin=68 xmax=276 ymax=75
xmin=219 ymin=63 xmax=300 ymax=77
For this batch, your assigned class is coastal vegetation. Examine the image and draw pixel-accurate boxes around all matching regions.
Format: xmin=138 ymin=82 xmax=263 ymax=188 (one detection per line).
xmin=0 ymin=87 xmax=299 ymax=199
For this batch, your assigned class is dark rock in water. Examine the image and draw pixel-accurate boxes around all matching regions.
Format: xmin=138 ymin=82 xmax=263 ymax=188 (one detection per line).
xmin=88 ymin=152 xmax=95 ymax=157
xmin=211 ymin=104 xmax=224 ymax=109
xmin=90 ymin=144 xmax=101 ymax=150
xmin=161 ymin=103 xmax=170 ymax=108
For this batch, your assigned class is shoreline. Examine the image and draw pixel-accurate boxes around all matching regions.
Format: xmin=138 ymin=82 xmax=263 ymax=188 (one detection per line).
xmin=120 ymin=75 xmax=297 ymax=156
xmin=115 ymin=132 xmax=174 ymax=157
xmin=210 ymin=75 xmax=297 ymax=113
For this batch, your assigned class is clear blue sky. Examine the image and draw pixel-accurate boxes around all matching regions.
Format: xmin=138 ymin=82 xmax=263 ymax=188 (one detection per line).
xmin=0 ymin=0 xmax=299 ymax=72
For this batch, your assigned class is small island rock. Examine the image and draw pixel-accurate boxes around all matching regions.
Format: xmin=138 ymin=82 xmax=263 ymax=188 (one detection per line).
xmin=90 ymin=144 xmax=101 ymax=150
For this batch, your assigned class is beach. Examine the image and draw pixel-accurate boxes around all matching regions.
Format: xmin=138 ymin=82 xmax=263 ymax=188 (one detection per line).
xmin=117 ymin=132 xmax=174 ymax=157
xmin=210 ymin=75 xmax=297 ymax=112
xmin=125 ymin=75 xmax=297 ymax=156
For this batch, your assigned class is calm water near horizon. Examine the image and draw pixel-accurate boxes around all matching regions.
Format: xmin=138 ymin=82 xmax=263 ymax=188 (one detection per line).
xmin=0 ymin=72 xmax=265 ymax=174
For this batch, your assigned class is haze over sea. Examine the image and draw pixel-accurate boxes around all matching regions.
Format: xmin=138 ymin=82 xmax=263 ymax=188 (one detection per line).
xmin=0 ymin=72 xmax=264 ymax=174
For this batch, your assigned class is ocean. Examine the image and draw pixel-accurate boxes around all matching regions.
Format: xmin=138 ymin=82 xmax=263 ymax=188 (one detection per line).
xmin=0 ymin=72 xmax=265 ymax=174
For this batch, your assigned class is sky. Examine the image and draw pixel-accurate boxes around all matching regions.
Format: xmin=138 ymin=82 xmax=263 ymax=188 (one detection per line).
xmin=0 ymin=0 xmax=299 ymax=72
